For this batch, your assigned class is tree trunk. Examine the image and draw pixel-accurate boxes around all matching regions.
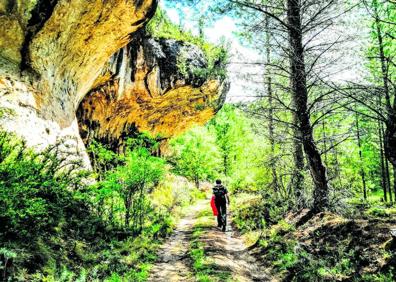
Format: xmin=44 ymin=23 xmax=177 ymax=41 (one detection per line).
xmin=265 ymin=14 xmax=279 ymax=193
xmin=287 ymin=0 xmax=329 ymax=212
xmin=332 ymin=139 xmax=342 ymax=189
xmin=355 ymin=111 xmax=367 ymax=200
xmin=384 ymin=118 xmax=396 ymax=203
xmin=379 ymin=123 xmax=388 ymax=202
xmin=393 ymin=166 xmax=396 ymax=202
xmin=224 ymin=154 xmax=228 ymax=177
xmin=373 ymin=0 xmax=396 ymax=203
xmin=194 ymin=176 xmax=200 ymax=189
xmin=385 ymin=155 xmax=393 ymax=203
xmin=125 ymin=200 xmax=131 ymax=227
xmin=124 ymin=186 xmax=133 ymax=228
xmin=322 ymin=121 xmax=328 ymax=165
xmin=292 ymin=111 xmax=305 ymax=208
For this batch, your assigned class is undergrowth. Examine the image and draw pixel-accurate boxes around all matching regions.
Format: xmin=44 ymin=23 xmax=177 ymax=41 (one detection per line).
xmin=0 ymin=132 xmax=203 ymax=281
xmin=230 ymin=188 xmax=396 ymax=281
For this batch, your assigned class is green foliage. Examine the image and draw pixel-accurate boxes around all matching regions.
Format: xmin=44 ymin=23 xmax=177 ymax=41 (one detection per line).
xmin=365 ymin=206 xmax=396 ymax=217
xmin=0 ymin=107 xmax=15 ymax=119
xmin=0 ymin=132 xmax=106 ymax=280
xmin=232 ymin=193 xmax=287 ymax=233
xmin=87 ymin=140 xmax=120 ymax=178
xmin=0 ymin=132 xmax=90 ymax=240
xmin=361 ymin=271 xmax=395 ymax=282
xmin=208 ymin=105 xmax=250 ymax=179
xmin=170 ymin=126 xmax=221 ymax=187
xmin=0 ymin=131 xmax=204 ymax=280
xmin=100 ymin=147 xmax=165 ymax=231
xmin=168 ymin=105 xmax=270 ymax=192
xmin=151 ymin=174 xmax=203 ymax=214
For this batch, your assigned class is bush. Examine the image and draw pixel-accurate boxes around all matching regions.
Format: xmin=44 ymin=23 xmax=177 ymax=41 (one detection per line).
xmin=0 ymin=132 xmax=174 ymax=280
xmin=0 ymin=132 xmax=91 ymax=240
xmin=100 ymin=147 xmax=165 ymax=233
xmin=232 ymin=192 xmax=288 ymax=233
xmin=0 ymin=132 xmax=105 ymax=279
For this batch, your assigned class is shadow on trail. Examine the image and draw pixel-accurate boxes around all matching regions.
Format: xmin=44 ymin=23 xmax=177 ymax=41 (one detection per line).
xmin=148 ymin=200 xmax=274 ymax=282
xmin=196 ymin=223 xmax=273 ymax=282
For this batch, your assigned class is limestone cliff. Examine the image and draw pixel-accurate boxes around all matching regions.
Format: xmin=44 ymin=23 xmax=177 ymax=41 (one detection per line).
xmin=77 ymin=33 xmax=229 ymax=150
xmin=0 ymin=0 xmax=228 ymax=165
xmin=0 ymin=0 xmax=158 ymax=165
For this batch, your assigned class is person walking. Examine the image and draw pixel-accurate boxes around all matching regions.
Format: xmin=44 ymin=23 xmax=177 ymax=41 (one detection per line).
xmin=212 ymin=179 xmax=229 ymax=232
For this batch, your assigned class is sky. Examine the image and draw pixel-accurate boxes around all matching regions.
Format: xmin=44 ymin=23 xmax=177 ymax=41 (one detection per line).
xmin=162 ymin=1 xmax=369 ymax=103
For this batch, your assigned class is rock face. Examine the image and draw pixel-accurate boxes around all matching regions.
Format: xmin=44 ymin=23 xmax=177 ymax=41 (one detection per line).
xmin=0 ymin=0 xmax=155 ymax=165
xmin=0 ymin=0 xmax=228 ymax=165
xmin=77 ymin=33 xmax=228 ymax=150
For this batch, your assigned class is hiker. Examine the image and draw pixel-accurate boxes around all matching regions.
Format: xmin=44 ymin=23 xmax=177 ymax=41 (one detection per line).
xmin=212 ymin=179 xmax=229 ymax=232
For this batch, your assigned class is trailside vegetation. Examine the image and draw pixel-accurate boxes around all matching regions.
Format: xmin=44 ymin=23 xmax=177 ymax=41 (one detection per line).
xmin=0 ymin=132 xmax=201 ymax=281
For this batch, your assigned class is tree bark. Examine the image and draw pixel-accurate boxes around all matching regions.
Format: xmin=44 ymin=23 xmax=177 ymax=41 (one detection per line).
xmin=384 ymin=118 xmax=396 ymax=203
xmin=224 ymin=154 xmax=228 ymax=177
xmin=355 ymin=111 xmax=367 ymax=200
xmin=322 ymin=121 xmax=328 ymax=165
xmin=373 ymin=1 xmax=396 ymax=202
xmin=385 ymin=149 xmax=393 ymax=202
xmin=265 ymin=14 xmax=279 ymax=193
xmin=380 ymin=122 xmax=389 ymax=202
xmin=292 ymin=111 xmax=305 ymax=208
xmin=194 ymin=176 xmax=200 ymax=189
xmin=287 ymin=0 xmax=329 ymax=212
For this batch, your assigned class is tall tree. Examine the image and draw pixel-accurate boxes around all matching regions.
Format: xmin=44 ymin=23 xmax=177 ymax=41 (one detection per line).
xmin=355 ymin=109 xmax=368 ymax=200
xmin=264 ymin=14 xmax=281 ymax=194
xmin=285 ymin=0 xmax=329 ymax=211
xmin=173 ymin=0 xmax=356 ymax=211
xmin=344 ymin=0 xmax=396 ymax=201
xmin=220 ymin=0 xmax=348 ymax=211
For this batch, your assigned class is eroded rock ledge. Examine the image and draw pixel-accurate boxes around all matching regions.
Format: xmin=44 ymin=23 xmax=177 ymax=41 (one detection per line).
xmin=0 ymin=0 xmax=228 ymax=165
xmin=77 ymin=33 xmax=229 ymax=150
xmin=0 ymin=0 xmax=158 ymax=166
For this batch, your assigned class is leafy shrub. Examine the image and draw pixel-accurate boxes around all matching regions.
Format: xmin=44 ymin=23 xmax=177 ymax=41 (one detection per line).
xmin=0 ymin=132 xmax=103 ymax=279
xmin=99 ymin=147 xmax=165 ymax=232
xmin=0 ymin=132 xmax=176 ymax=280
xmin=0 ymin=132 xmax=91 ymax=240
xmin=232 ymin=193 xmax=288 ymax=233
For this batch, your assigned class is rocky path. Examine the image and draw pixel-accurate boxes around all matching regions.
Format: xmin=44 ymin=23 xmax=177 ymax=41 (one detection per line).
xmin=148 ymin=199 xmax=273 ymax=282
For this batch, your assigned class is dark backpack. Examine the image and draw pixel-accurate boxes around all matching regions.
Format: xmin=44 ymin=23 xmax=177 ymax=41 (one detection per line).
xmin=213 ymin=185 xmax=226 ymax=201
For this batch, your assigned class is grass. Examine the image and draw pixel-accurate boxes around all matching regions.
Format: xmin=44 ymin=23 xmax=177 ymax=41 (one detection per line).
xmin=348 ymin=189 xmax=396 ymax=218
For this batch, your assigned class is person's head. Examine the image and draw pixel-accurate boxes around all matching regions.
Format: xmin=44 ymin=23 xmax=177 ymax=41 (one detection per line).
xmin=216 ymin=179 xmax=222 ymax=185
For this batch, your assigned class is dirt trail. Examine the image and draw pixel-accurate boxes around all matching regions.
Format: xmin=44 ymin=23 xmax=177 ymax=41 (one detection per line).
xmin=148 ymin=201 xmax=204 ymax=282
xmin=148 ymin=199 xmax=273 ymax=282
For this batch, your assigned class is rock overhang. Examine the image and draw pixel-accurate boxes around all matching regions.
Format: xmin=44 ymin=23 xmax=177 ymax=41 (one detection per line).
xmin=77 ymin=34 xmax=229 ymax=150
xmin=0 ymin=0 xmax=229 ymax=165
